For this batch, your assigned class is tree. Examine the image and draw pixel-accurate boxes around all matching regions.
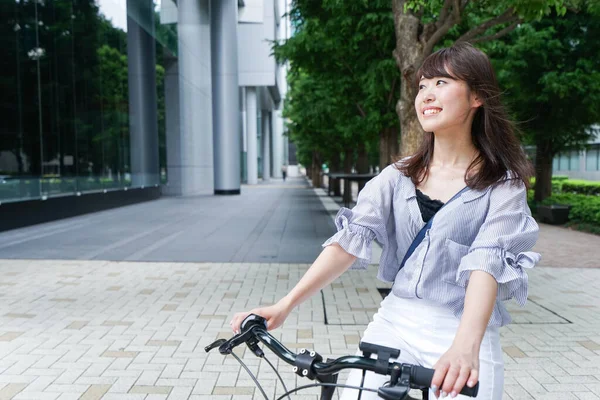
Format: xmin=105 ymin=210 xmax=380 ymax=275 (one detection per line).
xmin=283 ymin=68 xmax=344 ymax=185
xmin=275 ymin=0 xmax=399 ymax=171
xmin=283 ymin=68 xmax=355 ymax=184
xmin=489 ymin=8 xmax=600 ymax=202
xmin=393 ymin=0 xmax=572 ymax=156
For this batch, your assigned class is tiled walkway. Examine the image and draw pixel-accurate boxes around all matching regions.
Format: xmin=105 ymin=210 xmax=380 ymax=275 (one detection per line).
xmin=0 ymin=259 xmax=598 ymax=399
xmin=0 ymin=178 xmax=598 ymax=399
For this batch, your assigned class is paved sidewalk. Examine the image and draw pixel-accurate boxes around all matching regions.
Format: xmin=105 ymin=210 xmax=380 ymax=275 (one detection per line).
xmin=0 ymin=178 xmax=598 ymax=399
xmin=533 ymin=224 xmax=600 ymax=268
xmin=0 ymin=259 xmax=598 ymax=400
xmin=0 ymin=177 xmax=334 ymax=264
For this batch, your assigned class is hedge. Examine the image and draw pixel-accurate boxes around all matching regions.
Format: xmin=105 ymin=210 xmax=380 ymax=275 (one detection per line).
xmin=530 ymin=177 xmax=600 ymax=196
xmin=530 ymin=176 xmax=568 ymax=193
xmin=528 ymin=176 xmax=600 ymax=230
xmin=561 ymin=180 xmax=600 ymax=196
xmin=540 ymin=193 xmax=600 ymax=226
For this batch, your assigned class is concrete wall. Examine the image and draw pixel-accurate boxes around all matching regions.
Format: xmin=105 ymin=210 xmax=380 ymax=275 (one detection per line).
xmin=558 ymin=171 xmax=600 ymax=180
xmin=237 ymin=0 xmax=276 ymax=87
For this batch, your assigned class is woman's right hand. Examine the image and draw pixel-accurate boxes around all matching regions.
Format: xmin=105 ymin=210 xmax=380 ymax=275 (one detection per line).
xmin=230 ymin=301 xmax=291 ymax=334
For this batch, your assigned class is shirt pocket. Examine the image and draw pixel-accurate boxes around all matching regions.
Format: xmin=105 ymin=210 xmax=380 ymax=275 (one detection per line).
xmin=442 ymin=238 xmax=470 ymax=287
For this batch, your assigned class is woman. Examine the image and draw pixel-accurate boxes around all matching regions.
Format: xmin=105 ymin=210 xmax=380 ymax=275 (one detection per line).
xmin=231 ymin=43 xmax=540 ymax=400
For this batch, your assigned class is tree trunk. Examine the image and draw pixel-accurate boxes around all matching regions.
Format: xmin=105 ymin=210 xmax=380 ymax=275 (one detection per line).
xmin=357 ymin=142 xmax=369 ymax=191
xmin=534 ymin=140 xmax=554 ymax=203
xmin=379 ymin=125 xmax=399 ymax=170
xmin=331 ymin=151 xmax=342 ymax=196
xmin=398 ymin=77 xmax=425 ymax=156
xmin=341 ymin=148 xmax=353 ymax=203
xmin=393 ymin=1 xmax=426 ymax=157
xmin=312 ymin=151 xmax=321 ymax=188
xmin=343 ymin=148 xmax=353 ymax=173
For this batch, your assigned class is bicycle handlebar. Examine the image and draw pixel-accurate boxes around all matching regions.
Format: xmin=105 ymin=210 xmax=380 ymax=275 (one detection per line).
xmin=205 ymin=314 xmax=479 ymax=399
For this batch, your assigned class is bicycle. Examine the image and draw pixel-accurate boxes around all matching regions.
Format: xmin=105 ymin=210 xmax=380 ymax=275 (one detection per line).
xmin=205 ymin=314 xmax=480 ymax=400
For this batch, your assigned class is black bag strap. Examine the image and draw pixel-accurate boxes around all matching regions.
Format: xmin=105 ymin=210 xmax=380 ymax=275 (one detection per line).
xmin=398 ymin=186 xmax=469 ymax=270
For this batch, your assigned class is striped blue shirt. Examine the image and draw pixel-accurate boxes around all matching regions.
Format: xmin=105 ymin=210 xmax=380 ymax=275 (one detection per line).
xmin=322 ymin=164 xmax=540 ymax=327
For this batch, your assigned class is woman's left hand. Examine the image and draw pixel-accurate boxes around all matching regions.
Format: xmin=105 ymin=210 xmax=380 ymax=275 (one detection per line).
xmin=430 ymin=343 xmax=479 ymax=398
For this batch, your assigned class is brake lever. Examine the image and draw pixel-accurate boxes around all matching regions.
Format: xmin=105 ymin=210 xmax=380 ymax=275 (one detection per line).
xmin=204 ymin=339 xmax=227 ymax=353
xmin=378 ymin=365 xmax=411 ymax=400
xmin=205 ymin=315 xmax=268 ymax=356
xmin=378 ymin=384 xmax=409 ymax=400
xmin=218 ymin=331 xmax=249 ymax=354
xmin=204 ymin=334 xmax=250 ymax=355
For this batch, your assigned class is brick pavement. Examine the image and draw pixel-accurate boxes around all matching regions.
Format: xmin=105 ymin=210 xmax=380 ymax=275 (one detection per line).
xmin=533 ymin=224 xmax=600 ymax=269
xmin=0 ymin=259 xmax=598 ymax=399
xmin=0 ymin=180 xmax=598 ymax=399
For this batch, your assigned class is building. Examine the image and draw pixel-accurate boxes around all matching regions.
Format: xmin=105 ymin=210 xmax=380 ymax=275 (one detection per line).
xmin=552 ymin=128 xmax=600 ymax=180
xmin=0 ymin=0 xmax=293 ymax=231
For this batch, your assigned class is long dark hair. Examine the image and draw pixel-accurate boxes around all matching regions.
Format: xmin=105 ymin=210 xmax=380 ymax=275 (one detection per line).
xmin=397 ymin=42 xmax=533 ymax=190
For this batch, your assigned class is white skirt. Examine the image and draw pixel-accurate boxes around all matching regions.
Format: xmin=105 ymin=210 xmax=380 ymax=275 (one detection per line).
xmin=339 ymin=294 xmax=504 ymax=400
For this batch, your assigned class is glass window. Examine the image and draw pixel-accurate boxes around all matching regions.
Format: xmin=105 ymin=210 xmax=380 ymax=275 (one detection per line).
xmin=569 ymin=151 xmax=580 ymax=171
xmin=558 ymin=153 xmax=569 ymax=171
xmin=0 ymin=0 xmax=175 ymax=203
xmin=586 ymin=146 xmax=600 ymax=171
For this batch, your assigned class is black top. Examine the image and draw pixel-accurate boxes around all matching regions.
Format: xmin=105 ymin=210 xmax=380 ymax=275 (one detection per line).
xmin=416 ymin=189 xmax=445 ymax=223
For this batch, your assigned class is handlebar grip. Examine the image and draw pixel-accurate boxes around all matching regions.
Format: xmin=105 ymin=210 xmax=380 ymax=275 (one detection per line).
xmin=411 ymin=366 xmax=479 ymax=398
xmin=459 ymin=383 xmax=479 ymax=398
xmin=240 ymin=314 xmax=267 ymax=331
xmin=411 ymin=366 xmax=434 ymax=388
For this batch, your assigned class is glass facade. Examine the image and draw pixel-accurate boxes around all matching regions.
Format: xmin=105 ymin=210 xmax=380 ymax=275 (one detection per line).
xmin=0 ymin=0 xmax=176 ymax=203
xmin=554 ymin=150 xmax=580 ymax=171
xmin=586 ymin=145 xmax=600 ymax=171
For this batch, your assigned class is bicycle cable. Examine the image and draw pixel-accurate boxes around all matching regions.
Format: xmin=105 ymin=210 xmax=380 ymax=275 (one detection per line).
xmin=275 ymin=382 xmax=379 ymax=400
xmin=263 ymin=354 xmax=292 ymax=400
xmin=230 ymin=351 xmax=382 ymax=400
xmin=357 ymin=369 xmax=367 ymax=400
xmin=229 ymin=352 xmax=269 ymax=400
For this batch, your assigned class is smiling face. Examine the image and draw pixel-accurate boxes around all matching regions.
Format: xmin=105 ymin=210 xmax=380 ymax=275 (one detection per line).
xmin=415 ymin=75 xmax=481 ymax=135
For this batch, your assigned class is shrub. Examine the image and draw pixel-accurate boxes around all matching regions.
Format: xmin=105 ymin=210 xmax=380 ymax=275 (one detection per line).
xmin=529 ymin=176 xmax=569 ymax=193
xmin=552 ymin=180 xmax=565 ymax=193
xmin=541 ymin=193 xmax=600 ymax=226
xmin=527 ymin=189 xmax=536 ymax=214
xmin=561 ymin=180 xmax=600 ymax=196
xmin=564 ymin=221 xmax=600 ymax=235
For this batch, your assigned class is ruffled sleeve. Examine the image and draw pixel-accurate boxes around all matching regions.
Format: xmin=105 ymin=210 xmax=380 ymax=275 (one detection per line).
xmin=455 ymin=180 xmax=540 ymax=306
xmin=322 ymin=165 xmax=398 ymax=270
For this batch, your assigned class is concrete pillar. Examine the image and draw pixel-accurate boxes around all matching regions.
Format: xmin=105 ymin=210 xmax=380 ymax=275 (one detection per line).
xmin=126 ymin=0 xmax=159 ymax=187
xmin=211 ymin=0 xmax=241 ymax=194
xmin=172 ymin=0 xmax=213 ymax=195
xmin=240 ymin=87 xmax=247 ymax=183
xmin=261 ymin=111 xmax=271 ymax=181
xmin=271 ymin=109 xmax=284 ymax=179
xmin=163 ymin=59 xmax=180 ymax=194
xmin=283 ymin=133 xmax=289 ymax=166
xmin=246 ymin=87 xmax=258 ymax=185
